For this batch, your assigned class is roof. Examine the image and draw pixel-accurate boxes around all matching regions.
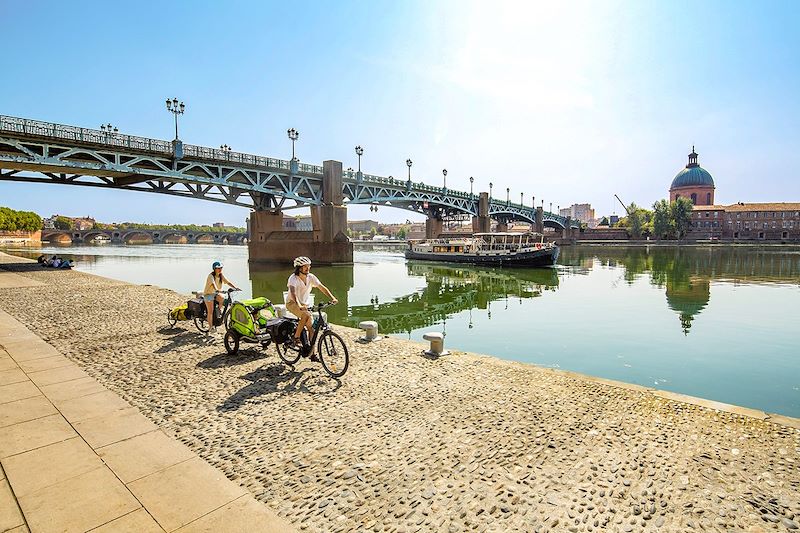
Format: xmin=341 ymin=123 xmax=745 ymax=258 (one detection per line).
xmin=691 ymin=202 xmax=800 ymax=212
xmin=670 ymin=166 xmax=715 ymax=189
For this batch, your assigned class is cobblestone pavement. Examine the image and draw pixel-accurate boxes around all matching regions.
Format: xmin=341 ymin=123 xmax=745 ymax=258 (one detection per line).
xmin=1 ymin=254 xmax=798 ymax=532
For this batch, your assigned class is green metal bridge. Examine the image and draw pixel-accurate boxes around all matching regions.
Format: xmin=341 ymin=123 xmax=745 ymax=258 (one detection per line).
xmin=0 ymin=115 xmax=579 ymax=230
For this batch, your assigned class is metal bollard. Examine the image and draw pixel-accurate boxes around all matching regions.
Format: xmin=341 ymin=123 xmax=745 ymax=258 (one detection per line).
xmin=358 ymin=320 xmax=380 ymax=342
xmin=422 ymin=332 xmax=449 ymax=356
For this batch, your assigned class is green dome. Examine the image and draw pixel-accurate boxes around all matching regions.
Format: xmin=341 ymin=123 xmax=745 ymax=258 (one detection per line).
xmin=671 ymin=147 xmax=714 ymax=189
xmin=671 ymin=166 xmax=715 ymax=189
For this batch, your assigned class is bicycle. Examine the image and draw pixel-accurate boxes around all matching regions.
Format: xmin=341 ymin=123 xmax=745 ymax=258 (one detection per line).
xmin=192 ymin=288 xmax=240 ymax=333
xmin=275 ymin=302 xmax=349 ymax=378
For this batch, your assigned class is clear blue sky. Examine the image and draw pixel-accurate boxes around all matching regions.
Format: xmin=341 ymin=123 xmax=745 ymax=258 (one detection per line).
xmin=1 ymin=0 xmax=798 ymax=225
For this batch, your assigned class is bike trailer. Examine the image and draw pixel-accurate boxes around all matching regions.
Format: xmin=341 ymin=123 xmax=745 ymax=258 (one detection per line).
xmin=169 ymin=304 xmax=190 ymax=321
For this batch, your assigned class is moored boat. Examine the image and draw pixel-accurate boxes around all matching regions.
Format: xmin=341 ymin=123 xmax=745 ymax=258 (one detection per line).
xmin=405 ymin=232 xmax=559 ymax=267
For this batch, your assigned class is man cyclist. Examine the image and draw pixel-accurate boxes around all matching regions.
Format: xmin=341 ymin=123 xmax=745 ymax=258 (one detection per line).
xmin=287 ymin=256 xmax=337 ymax=360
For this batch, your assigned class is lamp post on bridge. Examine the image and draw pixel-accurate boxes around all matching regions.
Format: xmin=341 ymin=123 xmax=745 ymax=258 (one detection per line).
xmin=219 ymin=144 xmax=231 ymax=151
xmin=506 ymin=187 xmax=510 ymax=206
xmin=469 ymin=176 xmax=474 ymax=197
xmin=520 ymin=192 xmax=523 ymax=206
xmin=489 ymin=182 xmax=493 ymax=199
xmin=100 ymin=124 xmax=118 ymax=134
xmin=165 ymin=98 xmax=185 ymax=141
xmin=442 ymin=168 xmax=447 ymax=190
xmin=355 ymin=145 xmax=364 ymax=174
xmin=287 ymin=128 xmax=300 ymax=161
xmin=549 ymin=202 xmax=552 ymax=213
xmin=532 ymin=196 xmax=535 ymax=208
xmin=406 ymin=159 xmax=412 ymax=183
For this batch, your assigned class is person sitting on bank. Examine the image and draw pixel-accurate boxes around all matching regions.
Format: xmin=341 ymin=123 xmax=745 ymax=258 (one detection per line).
xmin=286 ymin=256 xmax=337 ymax=360
xmin=203 ymin=261 xmax=239 ymax=333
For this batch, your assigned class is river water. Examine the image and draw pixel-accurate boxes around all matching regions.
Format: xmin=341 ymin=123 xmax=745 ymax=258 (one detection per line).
xmin=3 ymin=243 xmax=799 ymax=417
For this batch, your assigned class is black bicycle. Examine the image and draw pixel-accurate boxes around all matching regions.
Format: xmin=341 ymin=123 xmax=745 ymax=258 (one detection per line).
xmin=192 ymin=288 xmax=240 ymax=333
xmin=275 ymin=302 xmax=349 ymax=378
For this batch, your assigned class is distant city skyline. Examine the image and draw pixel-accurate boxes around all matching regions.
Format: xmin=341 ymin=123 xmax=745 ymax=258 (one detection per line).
xmin=1 ymin=0 xmax=798 ymax=225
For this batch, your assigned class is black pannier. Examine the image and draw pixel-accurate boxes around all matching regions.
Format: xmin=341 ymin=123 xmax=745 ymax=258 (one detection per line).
xmin=266 ymin=318 xmax=295 ymax=344
xmin=186 ymin=298 xmax=205 ymax=319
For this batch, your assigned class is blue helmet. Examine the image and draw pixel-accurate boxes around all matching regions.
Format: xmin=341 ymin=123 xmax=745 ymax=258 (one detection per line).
xmin=212 ymin=261 xmax=223 ymax=269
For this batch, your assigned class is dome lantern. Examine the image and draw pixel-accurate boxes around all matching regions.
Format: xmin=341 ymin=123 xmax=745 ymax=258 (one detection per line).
xmin=687 ymin=146 xmax=699 ymax=168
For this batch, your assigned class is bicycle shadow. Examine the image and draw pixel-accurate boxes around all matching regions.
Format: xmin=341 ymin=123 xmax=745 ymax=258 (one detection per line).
xmin=197 ymin=347 xmax=269 ymax=369
xmin=217 ymin=362 xmax=341 ymax=412
xmin=154 ymin=327 xmax=216 ymax=352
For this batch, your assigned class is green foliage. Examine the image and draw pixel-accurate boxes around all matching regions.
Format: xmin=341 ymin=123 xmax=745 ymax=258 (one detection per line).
xmin=369 ymin=226 xmax=377 ymax=236
xmin=0 ymin=207 xmax=42 ymax=232
xmin=54 ymin=215 xmax=74 ymax=230
xmin=107 ymin=222 xmax=246 ymax=233
xmin=651 ymin=198 xmax=693 ymax=239
xmin=652 ymin=200 xmax=672 ymax=239
xmin=599 ymin=216 xmax=609 ymax=226
xmin=671 ymin=197 xmax=694 ymax=239
xmin=626 ymin=202 xmax=652 ymax=239
xmin=396 ymin=226 xmax=408 ymax=240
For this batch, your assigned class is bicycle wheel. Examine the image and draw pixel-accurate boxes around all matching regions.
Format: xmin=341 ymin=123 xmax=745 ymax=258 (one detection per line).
xmin=318 ymin=330 xmax=349 ymax=378
xmin=194 ymin=315 xmax=209 ymax=333
xmin=167 ymin=310 xmax=177 ymax=328
xmin=224 ymin=330 xmax=240 ymax=355
xmin=223 ymin=307 xmax=232 ymax=330
xmin=276 ymin=325 xmax=303 ymax=365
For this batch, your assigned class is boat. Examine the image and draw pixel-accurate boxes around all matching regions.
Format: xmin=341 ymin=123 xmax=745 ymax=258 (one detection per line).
xmin=90 ymin=234 xmax=111 ymax=244
xmin=405 ymin=232 xmax=559 ymax=267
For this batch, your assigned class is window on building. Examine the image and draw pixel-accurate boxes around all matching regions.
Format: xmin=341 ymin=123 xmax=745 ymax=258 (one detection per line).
xmin=691 ymin=193 xmax=697 ymax=204
xmin=758 ymin=231 xmax=765 ymax=239
xmin=763 ymin=222 xmax=768 ymax=229
xmin=783 ymin=231 xmax=789 ymax=239
xmin=705 ymin=212 xmax=709 ymax=218
xmin=706 ymin=193 xmax=711 ymax=204
xmin=714 ymin=212 xmax=718 ymax=218
xmin=734 ymin=232 xmax=739 ymax=238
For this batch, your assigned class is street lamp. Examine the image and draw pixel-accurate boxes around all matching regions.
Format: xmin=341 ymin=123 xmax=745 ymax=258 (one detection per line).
xmin=469 ymin=176 xmax=474 ymax=196
xmin=165 ymin=98 xmax=185 ymax=141
xmin=532 ymin=196 xmax=535 ymax=208
xmin=506 ymin=187 xmax=510 ymax=205
xmin=442 ymin=168 xmax=447 ymax=190
xmin=219 ymin=144 xmax=232 ymax=151
xmin=406 ymin=159 xmax=412 ymax=181
xmin=520 ymin=192 xmax=523 ymax=206
xmin=489 ymin=182 xmax=493 ymax=199
xmin=355 ymin=145 xmax=364 ymax=172
xmin=100 ymin=123 xmax=118 ymax=134
xmin=549 ymin=202 xmax=553 ymax=212
xmin=287 ymin=128 xmax=300 ymax=160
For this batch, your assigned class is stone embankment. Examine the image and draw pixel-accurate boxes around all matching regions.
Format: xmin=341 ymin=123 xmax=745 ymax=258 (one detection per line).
xmin=0 ymin=252 xmax=798 ymax=532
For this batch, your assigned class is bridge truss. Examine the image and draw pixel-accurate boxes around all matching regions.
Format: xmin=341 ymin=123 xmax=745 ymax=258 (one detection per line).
xmin=0 ymin=115 xmax=578 ymax=229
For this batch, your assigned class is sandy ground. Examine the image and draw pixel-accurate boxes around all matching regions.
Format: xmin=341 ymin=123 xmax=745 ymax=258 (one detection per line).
xmin=0 ymin=252 xmax=798 ymax=533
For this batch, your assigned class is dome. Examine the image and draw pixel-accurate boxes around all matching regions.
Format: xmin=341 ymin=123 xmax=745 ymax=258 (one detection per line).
xmin=670 ymin=147 xmax=714 ymax=189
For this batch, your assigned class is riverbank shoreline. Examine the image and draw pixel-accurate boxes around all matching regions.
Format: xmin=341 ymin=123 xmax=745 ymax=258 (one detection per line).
xmin=1 ymin=250 xmax=799 ymax=532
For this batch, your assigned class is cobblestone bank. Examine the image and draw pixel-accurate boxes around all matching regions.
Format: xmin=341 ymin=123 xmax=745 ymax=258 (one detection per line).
xmin=1 ymin=254 xmax=798 ymax=532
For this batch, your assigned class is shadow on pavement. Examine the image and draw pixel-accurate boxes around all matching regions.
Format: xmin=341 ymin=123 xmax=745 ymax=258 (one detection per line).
xmin=197 ymin=348 xmax=270 ymax=369
xmin=218 ymin=363 xmax=341 ymax=412
xmin=155 ymin=328 xmax=217 ymax=352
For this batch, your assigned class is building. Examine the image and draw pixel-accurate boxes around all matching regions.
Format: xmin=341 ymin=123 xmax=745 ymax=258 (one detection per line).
xmin=666 ymin=149 xmax=800 ymax=241
xmin=559 ymin=203 xmax=595 ymax=224
xmin=669 ymin=147 xmax=715 ymax=206
xmin=213 ymin=222 xmax=225 ymax=228
xmin=689 ymin=203 xmax=800 ymax=241
xmin=347 ymin=220 xmax=379 ymax=234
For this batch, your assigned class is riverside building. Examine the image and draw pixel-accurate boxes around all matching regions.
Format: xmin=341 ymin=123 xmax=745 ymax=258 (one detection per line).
xmin=667 ymin=148 xmax=800 ymax=241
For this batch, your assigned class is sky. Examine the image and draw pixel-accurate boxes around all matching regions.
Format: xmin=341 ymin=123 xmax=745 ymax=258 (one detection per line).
xmin=1 ymin=0 xmax=799 ymax=225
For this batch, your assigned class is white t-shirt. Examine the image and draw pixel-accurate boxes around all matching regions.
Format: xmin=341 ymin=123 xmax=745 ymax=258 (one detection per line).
xmin=287 ymin=273 xmax=320 ymax=305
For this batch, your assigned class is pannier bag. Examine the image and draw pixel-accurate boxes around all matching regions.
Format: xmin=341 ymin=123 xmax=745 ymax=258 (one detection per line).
xmin=170 ymin=305 xmax=189 ymax=321
xmin=267 ymin=318 xmax=295 ymax=344
xmin=186 ymin=298 xmax=205 ymax=319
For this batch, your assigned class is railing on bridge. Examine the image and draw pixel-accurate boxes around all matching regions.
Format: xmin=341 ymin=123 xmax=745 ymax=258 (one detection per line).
xmin=0 ymin=114 xmax=579 ymax=229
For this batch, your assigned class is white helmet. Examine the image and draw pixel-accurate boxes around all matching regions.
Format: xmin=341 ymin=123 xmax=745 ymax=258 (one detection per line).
xmin=293 ymin=256 xmax=312 ymax=267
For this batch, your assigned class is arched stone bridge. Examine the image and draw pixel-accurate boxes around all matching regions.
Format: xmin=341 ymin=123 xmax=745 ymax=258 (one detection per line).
xmin=41 ymin=228 xmax=247 ymax=245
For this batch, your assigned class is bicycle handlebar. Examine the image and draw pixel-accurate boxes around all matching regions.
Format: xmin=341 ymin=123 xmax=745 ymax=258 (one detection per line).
xmin=306 ymin=301 xmax=337 ymax=311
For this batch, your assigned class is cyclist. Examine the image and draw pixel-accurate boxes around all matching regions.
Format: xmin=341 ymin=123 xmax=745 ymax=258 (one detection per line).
xmin=287 ymin=256 xmax=337 ymax=360
xmin=204 ymin=261 xmax=239 ymax=333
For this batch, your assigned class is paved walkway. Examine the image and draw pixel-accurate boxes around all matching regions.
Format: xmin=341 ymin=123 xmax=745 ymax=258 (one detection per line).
xmin=0 ymin=273 xmax=294 ymax=532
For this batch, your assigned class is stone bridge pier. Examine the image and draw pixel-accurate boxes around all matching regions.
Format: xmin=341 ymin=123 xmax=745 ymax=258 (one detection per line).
xmin=471 ymin=192 xmax=490 ymax=233
xmin=248 ymin=160 xmax=353 ymax=265
xmin=535 ymin=207 xmax=544 ymax=234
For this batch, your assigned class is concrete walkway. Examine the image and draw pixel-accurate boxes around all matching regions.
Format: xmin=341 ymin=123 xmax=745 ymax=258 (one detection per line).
xmin=0 ymin=278 xmax=294 ymax=532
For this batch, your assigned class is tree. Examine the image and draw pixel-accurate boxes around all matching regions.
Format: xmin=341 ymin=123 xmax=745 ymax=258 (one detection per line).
xmin=671 ymin=197 xmax=693 ymax=239
xmin=599 ymin=216 xmax=609 ymax=226
xmin=396 ymin=227 xmax=407 ymax=240
xmin=53 ymin=216 xmax=74 ymax=230
xmin=370 ymin=226 xmax=377 ymax=237
xmin=652 ymin=200 xmax=672 ymax=239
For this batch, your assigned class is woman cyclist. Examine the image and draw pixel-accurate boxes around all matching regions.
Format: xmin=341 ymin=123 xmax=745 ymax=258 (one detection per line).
xmin=287 ymin=256 xmax=337 ymax=359
xmin=204 ymin=261 xmax=239 ymax=333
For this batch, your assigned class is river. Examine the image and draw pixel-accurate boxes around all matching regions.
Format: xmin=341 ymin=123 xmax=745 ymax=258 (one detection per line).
xmin=3 ymin=243 xmax=799 ymax=417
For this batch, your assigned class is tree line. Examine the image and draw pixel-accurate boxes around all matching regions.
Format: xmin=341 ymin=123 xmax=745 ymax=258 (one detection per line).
xmin=93 ymin=222 xmax=247 ymax=233
xmin=0 ymin=206 xmax=42 ymax=232
xmin=615 ymin=197 xmax=694 ymax=239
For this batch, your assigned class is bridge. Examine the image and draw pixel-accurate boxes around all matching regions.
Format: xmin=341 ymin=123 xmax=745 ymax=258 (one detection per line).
xmin=41 ymin=228 xmax=248 ymax=245
xmin=0 ymin=114 xmax=580 ymax=263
